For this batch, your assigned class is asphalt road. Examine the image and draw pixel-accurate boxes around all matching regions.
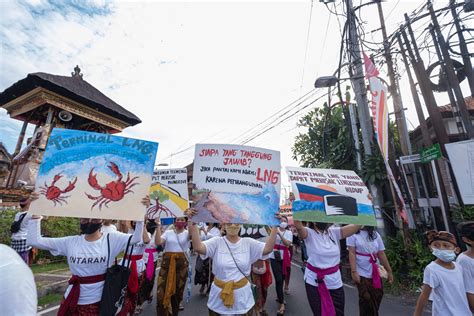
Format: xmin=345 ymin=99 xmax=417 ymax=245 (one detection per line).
xmin=39 ymin=258 xmax=429 ymax=315
xmin=138 ymin=259 xmax=428 ymax=316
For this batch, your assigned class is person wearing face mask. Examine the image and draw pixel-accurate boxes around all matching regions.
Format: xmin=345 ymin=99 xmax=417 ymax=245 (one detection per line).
xmin=347 ymin=226 xmax=393 ymax=316
xmin=456 ymin=222 xmax=474 ymax=312
xmin=269 ymin=216 xmax=293 ymax=315
xmin=414 ymin=230 xmax=471 ymax=316
xmin=155 ymin=217 xmax=191 ymax=316
xmin=26 ymin=192 xmax=148 ymax=315
xmin=294 ymin=220 xmax=361 ymax=316
xmin=186 ymin=208 xmax=280 ymax=316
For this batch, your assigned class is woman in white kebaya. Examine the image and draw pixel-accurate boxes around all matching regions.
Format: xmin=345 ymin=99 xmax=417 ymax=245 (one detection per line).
xmin=347 ymin=226 xmax=393 ymax=316
xmin=155 ymin=217 xmax=191 ymax=316
xmin=294 ymin=221 xmax=360 ymax=316
xmin=27 ymin=193 xmax=149 ymax=315
xmin=186 ymin=208 xmax=279 ymax=316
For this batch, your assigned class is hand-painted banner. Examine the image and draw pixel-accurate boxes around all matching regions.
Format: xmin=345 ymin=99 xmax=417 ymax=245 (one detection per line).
xmin=364 ymin=52 xmax=408 ymax=224
xmin=30 ymin=128 xmax=158 ymax=220
xmin=364 ymin=52 xmax=389 ymax=160
xmin=287 ymin=167 xmax=376 ymax=225
xmin=191 ymin=144 xmax=281 ymax=225
xmin=147 ymin=168 xmax=189 ymax=221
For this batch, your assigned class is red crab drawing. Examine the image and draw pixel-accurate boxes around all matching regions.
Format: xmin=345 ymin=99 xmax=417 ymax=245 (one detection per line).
xmin=39 ymin=174 xmax=77 ymax=206
xmin=85 ymin=162 xmax=139 ymax=210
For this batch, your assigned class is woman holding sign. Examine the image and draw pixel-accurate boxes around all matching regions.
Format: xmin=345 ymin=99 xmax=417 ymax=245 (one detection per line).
xmin=347 ymin=226 xmax=393 ymax=316
xmin=294 ymin=221 xmax=361 ymax=316
xmin=155 ymin=217 xmax=191 ymax=316
xmin=26 ymin=193 xmax=148 ymax=315
xmin=186 ymin=208 xmax=280 ymax=316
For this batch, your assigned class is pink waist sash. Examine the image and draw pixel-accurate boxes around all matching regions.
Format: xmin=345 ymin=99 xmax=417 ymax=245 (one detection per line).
xmin=355 ymin=251 xmax=381 ymax=289
xmin=145 ymin=248 xmax=157 ymax=280
xmin=306 ymin=263 xmax=340 ymax=316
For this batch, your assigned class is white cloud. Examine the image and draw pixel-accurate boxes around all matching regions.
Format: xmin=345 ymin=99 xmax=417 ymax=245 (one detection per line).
xmin=1 ymin=0 xmax=465 ymax=196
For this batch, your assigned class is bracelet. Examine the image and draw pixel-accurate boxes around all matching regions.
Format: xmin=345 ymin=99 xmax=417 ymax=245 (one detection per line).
xmin=351 ymin=270 xmax=357 ymax=273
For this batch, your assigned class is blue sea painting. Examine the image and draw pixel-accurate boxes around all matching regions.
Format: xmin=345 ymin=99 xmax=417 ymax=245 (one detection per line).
xmin=30 ymin=128 xmax=158 ymax=220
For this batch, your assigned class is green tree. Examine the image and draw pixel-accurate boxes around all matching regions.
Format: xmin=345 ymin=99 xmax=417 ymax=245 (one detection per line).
xmin=292 ymin=103 xmax=355 ymax=170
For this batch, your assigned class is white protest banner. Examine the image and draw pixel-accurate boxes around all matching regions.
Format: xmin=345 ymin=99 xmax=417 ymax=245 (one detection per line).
xmin=446 ymin=139 xmax=474 ymax=205
xmin=191 ymin=144 xmax=281 ymax=225
xmin=30 ymin=128 xmax=158 ymax=220
xmin=147 ymin=168 xmax=189 ymax=222
xmin=287 ymin=166 xmax=376 ymax=225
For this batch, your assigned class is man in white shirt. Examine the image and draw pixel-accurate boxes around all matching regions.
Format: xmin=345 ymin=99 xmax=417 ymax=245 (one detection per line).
xmin=10 ymin=197 xmax=33 ymax=264
xmin=0 ymin=244 xmax=37 ymax=315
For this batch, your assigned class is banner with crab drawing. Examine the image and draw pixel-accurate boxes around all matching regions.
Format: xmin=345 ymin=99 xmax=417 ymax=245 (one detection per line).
xmin=147 ymin=168 xmax=189 ymax=223
xmin=30 ymin=128 xmax=158 ymax=220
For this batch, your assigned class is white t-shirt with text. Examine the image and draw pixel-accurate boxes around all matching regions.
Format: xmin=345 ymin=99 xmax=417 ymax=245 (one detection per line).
xmin=423 ymin=261 xmax=471 ymax=315
xmin=304 ymin=227 xmax=343 ymax=289
xmin=27 ymin=219 xmax=143 ymax=304
xmin=346 ymin=230 xmax=385 ymax=278
xmin=202 ymin=236 xmax=265 ymax=314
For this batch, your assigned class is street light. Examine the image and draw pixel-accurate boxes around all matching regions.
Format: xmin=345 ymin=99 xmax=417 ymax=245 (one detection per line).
xmin=314 ymin=76 xmax=339 ymax=88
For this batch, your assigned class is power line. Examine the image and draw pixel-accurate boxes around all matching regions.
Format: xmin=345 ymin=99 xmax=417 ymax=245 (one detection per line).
xmin=234 ymin=89 xmax=323 ymax=144
xmin=300 ymin=0 xmax=315 ymax=89
xmin=241 ymin=91 xmax=330 ymax=145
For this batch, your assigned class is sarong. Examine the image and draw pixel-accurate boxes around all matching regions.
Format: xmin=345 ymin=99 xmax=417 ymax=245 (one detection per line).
xmin=356 ymin=276 xmax=384 ymax=316
xmin=156 ymin=252 xmax=188 ymax=316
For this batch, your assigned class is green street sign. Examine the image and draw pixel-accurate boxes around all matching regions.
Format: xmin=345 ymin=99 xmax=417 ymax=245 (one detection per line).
xmin=420 ymin=143 xmax=442 ymax=163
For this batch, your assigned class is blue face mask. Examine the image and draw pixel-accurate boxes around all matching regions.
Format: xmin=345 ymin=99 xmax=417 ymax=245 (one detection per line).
xmin=432 ymin=248 xmax=456 ymax=262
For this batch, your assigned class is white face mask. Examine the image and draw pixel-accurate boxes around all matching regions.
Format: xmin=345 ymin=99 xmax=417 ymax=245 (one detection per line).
xmin=432 ymin=248 xmax=457 ymax=262
xmin=279 ymin=222 xmax=288 ymax=229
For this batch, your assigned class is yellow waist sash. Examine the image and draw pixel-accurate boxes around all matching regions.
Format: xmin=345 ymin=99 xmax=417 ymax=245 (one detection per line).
xmin=213 ymin=276 xmax=249 ymax=308
xmin=163 ymin=252 xmax=186 ymax=313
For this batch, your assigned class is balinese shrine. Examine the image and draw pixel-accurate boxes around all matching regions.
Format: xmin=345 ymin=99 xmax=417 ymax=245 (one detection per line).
xmin=0 ymin=66 xmax=141 ymax=203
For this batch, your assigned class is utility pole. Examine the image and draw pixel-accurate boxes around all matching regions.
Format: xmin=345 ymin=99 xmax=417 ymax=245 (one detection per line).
xmin=378 ymin=2 xmax=423 ymax=224
xmin=429 ymin=24 xmax=466 ymax=138
xmin=428 ymin=0 xmax=474 ymax=139
xmin=450 ymin=0 xmax=474 ymax=97
xmin=397 ymin=33 xmax=432 ymax=148
xmin=403 ymin=14 xmax=450 ymax=147
xmin=377 ymin=2 xmax=411 ymax=156
xmin=345 ymin=0 xmax=386 ymax=233
xmin=401 ymin=17 xmax=452 ymax=231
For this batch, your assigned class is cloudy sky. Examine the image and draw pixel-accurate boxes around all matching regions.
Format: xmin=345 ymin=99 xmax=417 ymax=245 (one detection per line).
xmin=0 ymin=0 xmax=469 ymax=193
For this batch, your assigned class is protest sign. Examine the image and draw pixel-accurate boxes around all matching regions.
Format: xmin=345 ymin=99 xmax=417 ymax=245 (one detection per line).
xmin=287 ymin=166 xmax=376 ymax=225
xmin=147 ymin=168 xmax=189 ymax=222
xmin=30 ymin=128 xmax=158 ymax=220
xmin=446 ymin=140 xmax=474 ymax=204
xmin=191 ymin=144 xmax=281 ymax=225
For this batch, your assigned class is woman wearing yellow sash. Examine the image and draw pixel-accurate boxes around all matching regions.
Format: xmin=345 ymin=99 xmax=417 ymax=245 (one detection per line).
xmin=186 ymin=208 xmax=279 ymax=316
xmin=155 ymin=217 xmax=191 ymax=316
